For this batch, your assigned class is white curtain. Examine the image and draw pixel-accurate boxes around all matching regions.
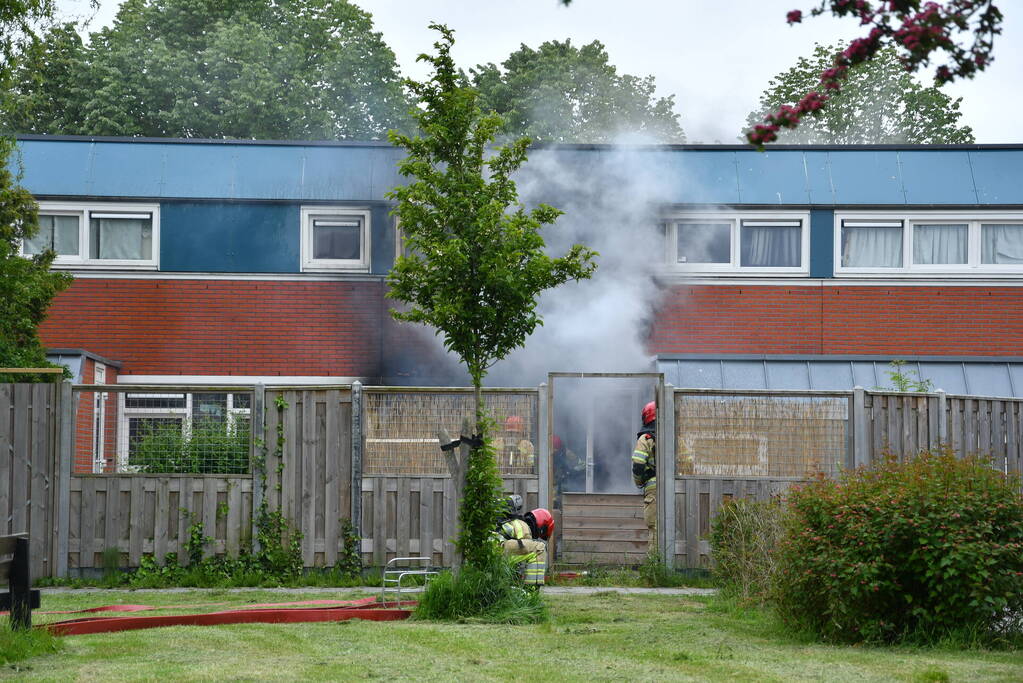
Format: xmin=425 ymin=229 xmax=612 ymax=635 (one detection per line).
xmin=982 ymin=224 xmax=1023 ymax=264
xmin=913 ymin=224 xmax=967 ymax=265
xmin=90 ymin=217 xmax=151 ymax=260
xmin=741 ymin=225 xmax=800 ymax=267
xmin=24 ymin=215 xmax=78 ymax=255
xmin=842 ymin=226 xmax=902 ymax=267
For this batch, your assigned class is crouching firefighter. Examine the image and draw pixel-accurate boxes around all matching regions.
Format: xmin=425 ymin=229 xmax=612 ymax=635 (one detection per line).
xmin=495 ymin=507 xmax=554 ymax=586
xmin=632 ymin=401 xmax=657 ymax=549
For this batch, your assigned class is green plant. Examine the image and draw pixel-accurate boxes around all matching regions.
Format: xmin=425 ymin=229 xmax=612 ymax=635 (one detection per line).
xmin=185 ymin=521 xmax=211 ymax=566
xmin=708 ymin=498 xmax=783 ymax=601
xmin=415 ymin=554 xmax=547 ymax=624
xmin=0 ymin=622 xmax=61 ymax=666
xmin=875 ymin=360 xmax=934 ymax=393
xmin=456 ymin=423 xmax=505 ymax=569
xmin=130 ymin=418 xmax=250 ymax=474
xmin=773 ymin=448 xmax=1023 ymax=645
xmin=336 ymin=517 xmax=362 ymax=579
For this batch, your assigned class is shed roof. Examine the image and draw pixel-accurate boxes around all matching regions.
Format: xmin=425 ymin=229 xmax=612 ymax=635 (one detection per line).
xmin=17 ymin=135 xmax=1023 ymax=206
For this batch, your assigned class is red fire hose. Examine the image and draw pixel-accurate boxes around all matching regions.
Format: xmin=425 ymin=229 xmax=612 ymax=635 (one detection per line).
xmin=38 ymin=597 xmax=415 ymax=636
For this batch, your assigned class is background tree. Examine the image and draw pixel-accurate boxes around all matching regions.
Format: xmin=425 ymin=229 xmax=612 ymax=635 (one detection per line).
xmin=470 ymin=39 xmax=685 ymax=143
xmin=2 ymin=0 xmax=411 ymax=139
xmin=388 ymin=25 xmax=596 ymax=566
xmin=743 ymin=43 xmax=973 ymax=144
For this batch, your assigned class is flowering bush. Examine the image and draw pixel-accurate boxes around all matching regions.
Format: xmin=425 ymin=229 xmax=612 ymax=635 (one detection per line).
xmin=772 ymin=448 xmax=1023 ymax=644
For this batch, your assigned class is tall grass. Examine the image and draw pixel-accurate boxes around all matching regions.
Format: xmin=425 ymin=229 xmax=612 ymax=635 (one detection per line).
xmin=708 ymin=497 xmax=783 ymax=601
xmin=0 ymin=619 xmax=61 ymax=666
xmin=414 ymin=557 xmax=548 ymax=624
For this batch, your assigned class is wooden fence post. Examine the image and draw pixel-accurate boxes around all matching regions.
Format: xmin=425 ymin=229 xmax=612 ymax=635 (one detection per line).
xmin=852 ymin=386 xmax=868 ymax=469
xmin=537 ymin=383 xmax=549 ymax=511
xmin=10 ymin=535 xmax=31 ymax=630
xmin=350 ymin=381 xmax=363 ymax=546
xmin=659 ymin=383 xmax=676 ymax=567
xmin=54 ymin=380 xmax=72 ymax=578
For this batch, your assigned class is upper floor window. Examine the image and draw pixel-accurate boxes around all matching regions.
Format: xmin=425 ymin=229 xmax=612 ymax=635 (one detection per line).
xmin=301 ymin=206 xmax=370 ymax=272
xmin=836 ymin=212 xmax=1023 ymax=276
xmin=23 ymin=202 xmax=159 ymax=269
xmin=667 ymin=212 xmax=809 ymax=274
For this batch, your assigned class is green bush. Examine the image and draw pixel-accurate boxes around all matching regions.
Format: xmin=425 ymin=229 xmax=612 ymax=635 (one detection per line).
xmin=414 ymin=555 xmax=547 ymax=624
xmin=131 ymin=419 xmax=249 ymax=474
xmin=773 ymin=449 xmax=1023 ymax=645
xmin=709 ymin=497 xmax=783 ymax=601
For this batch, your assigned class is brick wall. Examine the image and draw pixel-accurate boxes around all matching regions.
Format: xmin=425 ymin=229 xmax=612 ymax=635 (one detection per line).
xmin=651 ymin=285 xmax=1023 ymax=356
xmin=40 ymin=279 xmax=385 ymax=377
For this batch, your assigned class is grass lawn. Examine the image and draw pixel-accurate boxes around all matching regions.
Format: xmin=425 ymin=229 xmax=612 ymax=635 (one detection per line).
xmin=3 ymin=588 xmax=1021 ymax=681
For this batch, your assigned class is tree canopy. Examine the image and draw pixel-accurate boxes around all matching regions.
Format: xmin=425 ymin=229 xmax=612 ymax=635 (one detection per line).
xmin=2 ymin=0 xmax=411 ymax=139
xmin=470 ymin=39 xmax=685 ymax=143
xmin=743 ymin=43 xmax=974 ymax=144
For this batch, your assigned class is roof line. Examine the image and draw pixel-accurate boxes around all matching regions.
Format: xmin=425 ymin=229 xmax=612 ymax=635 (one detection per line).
xmin=656 ymin=354 xmax=1023 ymax=363
xmin=14 ymin=134 xmax=1023 ymax=152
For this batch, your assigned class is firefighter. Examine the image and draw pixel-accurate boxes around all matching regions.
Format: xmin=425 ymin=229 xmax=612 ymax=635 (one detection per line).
xmin=496 ymin=507 xmax=554 ymax=586
xmin=632 ymin=401 xmax=657 ymax=549
xmin=552 ymin=434 xmax=584 ymax=505
xmin=496 ymin=415 xmax=535 ymax=472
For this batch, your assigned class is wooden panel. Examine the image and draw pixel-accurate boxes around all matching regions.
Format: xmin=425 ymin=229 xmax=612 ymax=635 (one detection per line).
xmin=154 ymin=477 xmax=169 ymax=562
xmin=301 ymin=391 xmax=316 ymax=567
xmin=0 ymin=386 xmax=11 ymax=537
xmin=560 ymin=492 xmax=647 ymax=565
xmin=11 ymin=385 xmax=30 ymax=536
xmin=323 ymin=389 xmax=340 ymax=565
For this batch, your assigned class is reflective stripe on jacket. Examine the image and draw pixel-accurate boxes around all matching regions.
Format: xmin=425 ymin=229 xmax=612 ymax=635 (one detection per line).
xmin=632 ymin=433 xmax=656 ymax=492
xmin=498 ymin=518 xmax=531 ymax=541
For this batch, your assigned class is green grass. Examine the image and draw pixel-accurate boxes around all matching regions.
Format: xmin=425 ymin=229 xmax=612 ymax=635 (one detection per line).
xmin=3 ymin=590 xmax=1021 ymax=681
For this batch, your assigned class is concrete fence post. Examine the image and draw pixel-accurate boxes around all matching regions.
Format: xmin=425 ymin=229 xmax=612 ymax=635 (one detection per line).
xmin=936 ymin=389 xmax=948 ymax=444
xmin=659 ymin=383 xmax=676 ymax=567
xmin=250 ymin=383 xmax=265 ymax=554
xmin=852 ymin=386 xmax=868 ymax=469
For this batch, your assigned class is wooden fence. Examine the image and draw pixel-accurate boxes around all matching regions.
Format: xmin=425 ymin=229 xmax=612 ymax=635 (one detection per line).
xmin=5 ymin=381 xmax=1023 ymax=577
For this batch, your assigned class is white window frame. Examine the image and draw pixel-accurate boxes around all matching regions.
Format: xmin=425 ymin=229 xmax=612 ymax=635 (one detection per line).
xmin=835 ymin=211 xmax=1023 ymax=277
xmin=301 ymin=206 xmax=371 ymax=272
xmin=665 ymin=211 xmax=810 ymax=275
xmin=116 ymin=392 xmax=251 ymax=472
xmin=25 ymin=202 xmax=160 ymax=270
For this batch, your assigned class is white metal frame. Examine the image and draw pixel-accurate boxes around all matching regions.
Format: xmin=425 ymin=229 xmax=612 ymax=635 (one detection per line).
xmin=300 ymin=206 xmax=371 ymax=272
xmin=834 ymin=210 xmax=1023 ymax=277
xmin=28 ymin=201 xmax=160 ymax=270
xmin=664 ymin=211 xmax=811 ymax=275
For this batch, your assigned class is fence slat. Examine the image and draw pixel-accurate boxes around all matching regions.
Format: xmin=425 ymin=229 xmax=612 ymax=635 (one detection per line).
xmin=29 ymin=384 xmax=50 ymax=578
xmin=442 ymin=477 xmax=455 ymax=567
xmin=397 ymin=478 xmax=410 ymax=559
xmin=128 ymin=477 xmax=143 ymax=566
xmin=301 ymin=391 xmax=316 ymax=567
xmin=324 ymin=390 xmax=340 ymax=566
xmin=155 ymin=477 xmax=169 ymax=562
xmin=978 ymin=399 xmax=992 ymax=455
xmin=11 ymin=385 xmax=30 ymax=536
xmin=420 ymin=478 xmax=434 ymax=564
xmin=0 ymin=386 xmax=11 ymax=537
xmin=373 ymin=476 xmax=385 ymax=567
xmin=227 ymin=481 xmax=241 ymax=558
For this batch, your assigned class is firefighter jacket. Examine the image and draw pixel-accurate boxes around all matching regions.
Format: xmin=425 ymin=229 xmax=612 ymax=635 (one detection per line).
xmin=497 ymin=518 xmax=532 ymax=541
xmin=494 ymin=437 xmax=535 ymax=471
xmin=632 ymin=425 xmax=656 ymax=493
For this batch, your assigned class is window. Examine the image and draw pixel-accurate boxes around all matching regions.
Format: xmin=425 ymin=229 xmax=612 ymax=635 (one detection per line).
xmin=23 ymin=202 xmax=159 ymax=269
xmin=836 ymin=212 xmax=1023 ymax=275
xmin=301 ymin=206 xmax=370 ymax=271
xmin=667 ymin=213 xmax=809 ymax=274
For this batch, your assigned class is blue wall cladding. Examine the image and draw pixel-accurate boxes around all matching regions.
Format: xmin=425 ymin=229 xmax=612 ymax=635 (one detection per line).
xmin=161 ymin=202 xmax=300 ymax=273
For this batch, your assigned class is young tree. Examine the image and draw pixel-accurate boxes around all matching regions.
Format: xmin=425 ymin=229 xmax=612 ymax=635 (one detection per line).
xmin=0 ymin=139 xmax=73 ymax=381
xmin=387 ymin=24 xmax=597 ymax=566
xmin=743 ymin=43 xmax=973 ymax=144
xmin=470 ymin=39 xmax=685 ymax=143
xmin=2 ymin=0 xmax=411 ymax=140
xmin=747 ymin=1 xmax=1003 ymax=145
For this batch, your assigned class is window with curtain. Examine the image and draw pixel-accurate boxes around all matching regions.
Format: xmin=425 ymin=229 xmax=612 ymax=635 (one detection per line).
xmin=302 ymin=207 xmax=370 ymax=271
xmin=312 ymin=217 xmax=362 ymax=260
xmin=676 ymin=221 xmax=730 ymax=264
xmin=89 ymin=212 xmax=153 ymax=260
xmin=912 ymin=223 xmax=967 ymax=265
xmin=841 ymin=221 xmax=903 ymax=268
xmin=740 ymin=220 xmax=801 ymax=267
xmin=982 ymin=224 xmax=1023 ymax=264
xmin=24 ymin=214 xmax=79 ymax=256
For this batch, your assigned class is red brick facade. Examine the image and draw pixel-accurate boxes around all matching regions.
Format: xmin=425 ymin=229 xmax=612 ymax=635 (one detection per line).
xmin=651 ymin=285 xmax=1023 ymax=356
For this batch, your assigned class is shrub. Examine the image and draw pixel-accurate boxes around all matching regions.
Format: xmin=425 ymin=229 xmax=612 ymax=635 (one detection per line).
xmin=414 ymin=555 xmax=547 ymax=624
xmin=773 ymin=448 xmax=1023 ymax=645
xmin=131 ymin=419 xmax=249 ymax=474
xmin=709 ymin=497 xmax=783 ymax=601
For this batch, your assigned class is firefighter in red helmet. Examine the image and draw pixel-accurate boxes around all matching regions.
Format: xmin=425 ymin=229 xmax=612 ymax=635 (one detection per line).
xmin=632 ymin=401 xmax=657 ymax=549
xmin=495 ymin=415 xmax=535 ymax=473
xmin=495 ymin=506 xmax=554 ymax=586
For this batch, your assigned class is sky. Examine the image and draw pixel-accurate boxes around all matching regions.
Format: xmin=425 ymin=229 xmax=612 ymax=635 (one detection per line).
xmin=57 ymin=0 xmax=1023 ymax=143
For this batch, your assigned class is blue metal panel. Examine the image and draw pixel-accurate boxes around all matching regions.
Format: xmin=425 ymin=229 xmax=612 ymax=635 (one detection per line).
xmin=722 ymin=361 xmax=766 ymax=390
xmin=303 ymin=146 xmax=390 ymax=201
xmin=898 ymin=151 xmax=977 ymax=205
xmin=827 ymin=151 xmax=905 ymax=205
xmin=803 ymin=151 xmax=835 ymax=204
xmin=674 ymin=360 xmax=724 ymax=389
xmin=765 ymin=361 xmax=810 ymax=389
xmin=735 ymin=151 xmax=809 ymax=204
xmin=970 ymin=150 xmax=1023 ymax=205
xmin=809 ymin=209 xmax=834 ymax=278
xmin=86 ymin=143 xmax=168 ymax=197
xmin=1010 ymin=365 xmax=1023 ymax=398
xmin=370 ymin=205 xmax=396 ymax=275
xmin=669 ymin=151 xmax=741 ymax=204
xmin=19 ymin=141 xmax=95 ymax=196
xmin=851 ymin=361 xmax=879 ymax=389
xmin=920 ymin=362 xmax=967 ymax=395
xmin=160 ymin=202 xmax=300 ymax=272
xmin=161 ymin=145 xmax=237 ymax=199
xmin=963 ymin=363 xmax=1013 ymax=397
xmin=808 ymin=361 xmax=854 ymax=390
xmin=230 ymin=147 xmax=306 ymax=200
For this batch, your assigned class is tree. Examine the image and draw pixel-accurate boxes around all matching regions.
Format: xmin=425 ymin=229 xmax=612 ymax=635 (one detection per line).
xmin=2 ymin=0 xmax=411 ymax=140
xmin=470 ymin=39 xmax=685 ymax=143
xmin=743 ymin=43 xmax=973 ymax=144
xmin=747 ymin=1 xmax=1003 ymax=145
xmin=0 ymin=139 xmax=73 ymax=381
xmin=387 ymin=25 xmax=596 ymax=566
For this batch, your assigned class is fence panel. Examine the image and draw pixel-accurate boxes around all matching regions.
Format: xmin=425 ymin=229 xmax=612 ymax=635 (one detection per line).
xmin=360 ymin=475 xmax=538 ymax=567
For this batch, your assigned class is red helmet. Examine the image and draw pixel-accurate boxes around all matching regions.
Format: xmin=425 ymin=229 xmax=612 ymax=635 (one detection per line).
xmin=527 ymin=508 xmax=554 ymax=540
xmin=505 ymin=415 xmax=525 ymax=433
xmin=642 ymin=401 xmax=656 ymax=425
xmin=552 ymin=434 xmax=563 ymax=452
